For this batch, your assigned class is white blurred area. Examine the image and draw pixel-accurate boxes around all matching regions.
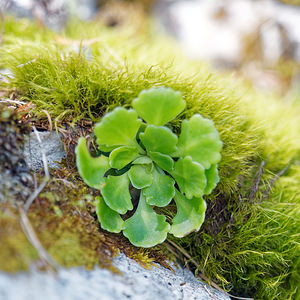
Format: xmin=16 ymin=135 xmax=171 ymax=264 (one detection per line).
xmin=156 ymin=0 xmax=300 ymax=66
xmin=155 ymin=0 xmax=300 ymax=94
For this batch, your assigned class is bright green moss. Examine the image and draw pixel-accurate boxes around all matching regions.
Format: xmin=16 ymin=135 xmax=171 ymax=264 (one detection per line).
xmin=0 ymin=211 xmax=39 ymax=272
xmin=2 ymin=16 xmax=55 ymax=52
xmin=1 ymin=16 xmax=299 ymax=300
xmin=1 ymin=45 xmax=259 ymax=195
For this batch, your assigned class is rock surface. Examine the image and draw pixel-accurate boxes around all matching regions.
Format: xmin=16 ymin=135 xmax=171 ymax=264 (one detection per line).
xmin=24 ymin=131 xmax=66 ymax=171
xmin=0 ymin=106 xmax=33 ymax=203
xmin=0 ymin=253 xmax=229 ymax=300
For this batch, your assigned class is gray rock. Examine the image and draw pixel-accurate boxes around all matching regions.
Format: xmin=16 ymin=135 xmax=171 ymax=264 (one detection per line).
xmin=0 ymin=253 xmax=230 ymax=300
xmin=24 ymin=131 xmax=66 ymax=171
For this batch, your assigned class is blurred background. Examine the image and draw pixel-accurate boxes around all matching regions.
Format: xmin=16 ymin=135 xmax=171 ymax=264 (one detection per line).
xmin=1 ymin=0 xmax=300 ymax=97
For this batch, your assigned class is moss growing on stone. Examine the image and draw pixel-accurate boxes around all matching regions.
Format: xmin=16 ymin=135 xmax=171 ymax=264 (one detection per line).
xmin=0 ymin=104 xmax=170 ymax=273
xmin=0 ymin=170 xmax=169 ymax=273
xmin=0 ymin=16 xmax=299 ymax=300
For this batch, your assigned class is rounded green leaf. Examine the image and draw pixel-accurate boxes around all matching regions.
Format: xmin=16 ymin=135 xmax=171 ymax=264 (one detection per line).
xmin=204 ymin=164 xmax=220 ymax=195
xmin=170 ymin=156 xmax=206 ymax=199
xmin=95 ymin=196 xmax=125 ymax=233
xmin=128 ymin=164 xmax=153 ymax=189
xmin=101 ymin=173 xmax=133 ymax=214
xmin=132 ymin=87 xmax=186 ymax=126
xmin=175 ymin=114 xmax=222 ymax=169
xmin=98 ymin=144 xmax=120 ymax=153
xmin=123 ymin=193 xmax=170 ymax=247
xmin=109 ymin=146 xmax=139 ymax=170
xmin=148 ymin=151 xmax=174 ymax=172
xmin=143 ymin=167 xmax=175 ymax=207
xmin=94 ymin=107 xmax=142 ymax=147
xmin=75 ymin=137 xmax=110 ymax=189
xmin=140 ymin=125 xmax=178 ymax=154
xmin=133 ymin=156 xmax=153 ymax=165
xmin=170 ymin=190 xmax=206 ymax=238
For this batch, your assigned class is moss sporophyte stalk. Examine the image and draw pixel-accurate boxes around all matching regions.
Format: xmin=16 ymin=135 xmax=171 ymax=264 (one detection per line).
xmin=76 ymin=87 xmax=222 ymax=247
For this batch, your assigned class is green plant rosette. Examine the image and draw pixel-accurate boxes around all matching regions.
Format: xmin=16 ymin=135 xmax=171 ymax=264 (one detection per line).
xmin=76 ymin=87 xmax=222 ymax=247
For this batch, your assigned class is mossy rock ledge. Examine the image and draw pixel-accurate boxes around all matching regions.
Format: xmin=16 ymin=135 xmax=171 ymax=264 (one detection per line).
xmin=0 ymin=113 xmax=229 ymax=300
xmin=0 ymin=17 xmax=299 ymax=300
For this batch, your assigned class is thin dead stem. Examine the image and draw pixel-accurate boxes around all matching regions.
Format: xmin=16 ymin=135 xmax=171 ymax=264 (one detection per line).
xmin=19 ymin=206 xmax=59 ymax=271
xmin=184 ymin=257 xmax=190 ymax=271
xmin=249 ymin=160 xmax=265 ymax=201
xmin=19 ymin=126 xmax=59 ymax=271
xmin=204 ymin=285 xmax=216 ymax=300
xmin=42 ymin=109 xmax=53 ymax=132
xmin=0 ymin=97 xmax=27 ymax=105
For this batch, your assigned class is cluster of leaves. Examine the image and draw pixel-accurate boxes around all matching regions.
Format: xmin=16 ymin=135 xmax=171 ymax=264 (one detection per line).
xmin=76 ymin=87 xmax=222 ymax=247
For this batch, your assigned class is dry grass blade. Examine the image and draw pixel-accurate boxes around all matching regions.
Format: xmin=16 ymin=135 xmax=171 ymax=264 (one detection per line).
xmin=19 ymin=207 xmax=59 ymax=271
xmin=204 ymin=285 xmax=216 ymax=300
xmin=41 ymin=109 xmax=53 ymax=132
xmin=249 ymin=160 xmax=265 ymax=201
xmin=0 ymin=97 xmax=27 ymax=105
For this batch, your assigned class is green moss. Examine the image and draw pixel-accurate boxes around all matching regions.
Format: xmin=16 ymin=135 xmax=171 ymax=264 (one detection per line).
xmin=0 ymin=208 xmax=39 ymax=271
xmin=1 ymin=46 xmax=259 ymax=195
xmin=0 ymin=170 xmax=168 ymax=273
xmin=3 ymin=16 xmax=55 ymax=44
xmin=170 ymin=192 xmax=299 ymax=299
xmin=1 ymin=17 xmax=299 ymax=299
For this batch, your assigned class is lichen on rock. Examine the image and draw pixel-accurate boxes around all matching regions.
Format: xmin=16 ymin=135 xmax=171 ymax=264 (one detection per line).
xmin=0 ymin=104 xmax=33 ymax=204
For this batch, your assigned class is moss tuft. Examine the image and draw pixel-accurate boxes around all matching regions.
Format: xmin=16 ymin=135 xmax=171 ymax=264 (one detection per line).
xmin=1 ymin=17 xmax=299 ymax=299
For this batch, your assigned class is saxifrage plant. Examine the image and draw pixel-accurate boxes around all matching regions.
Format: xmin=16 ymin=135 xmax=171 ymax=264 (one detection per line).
xmin=76 ymin=87 xmax=222 ymax=247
